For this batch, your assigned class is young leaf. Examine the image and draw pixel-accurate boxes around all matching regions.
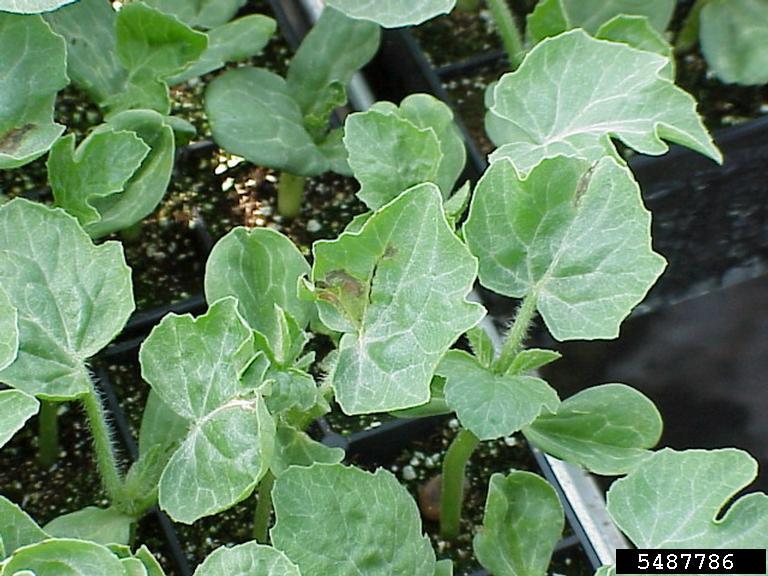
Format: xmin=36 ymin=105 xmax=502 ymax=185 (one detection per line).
xmin=435 ymin=559 xmax=454 ymax=576
xmin=265 ymin=368 xmax=321 ymax=415
xmin=463 ymin=156 xmax=666 ymax=341
xmin=48 ymin=128 xmax=150 ymax=229
xmin=0 ymin=390 xmax=39 ymax=449
xmin=0 ymin=496 xmax=47 ymax=560
xmin=138 ymin=390 xmax=189 ymax=459
xmin=0 ymin=13 xmax=67 ymax=169
xmin=389 ymin=376 xmax=451 ymax=419
xmin=3 ymin=538 xmax=125 ymax=575
xmin=474 ymin=471 xmax=565 ymax=576
xmin=506 ymin=349 xmax=562 ymax=376
xmin=143 ymin=0 xmax=246 ymax=30
xmin=287 ymin=7 xmax=380 ymax=133
xmin=326 ymin=0 xmax=456 ymax=27
xmin=271 ymin=463 xmax=437 ymax=575
xmin=595 ymin=15 xmax=674 ymax=80
xmin=524 ymin=384 xmax=662 ymax=475
xmin=607 ymin=448 xmax=768 ymax=547
xmin=135 ymin=546 xmax=166 ymax=576
xmin=270 ymin=425 xmax=345 ymax=477
xmin=194 ymin=542 xmax=300 ymax=576
xmin=311 ymin=184 xmax=484 ymax=414
xmin=0 ymin=0 xmax=77 ymax=13
xmin=347 ymin=94 xmax=465 ymax=209
xmin=438 ymin=350 xmax=559 ymax=441
xmin=111 ymin=3 xmax=207 ymax=114
xmin=169 ymin=15 xmax=276 ymax=84
xmin=0 ymin=285 xmax=18 ymax=370
xmin=700 ymin=0 xmax=768 ymax=85
xmin=527 ymin=0 xmax=675 ymax=43
xmin=44 ymin=507 xmax=133 ymax=546
xmin=486 ymin=30 xmax=721 ymax=173
xmin=139 ymin=298 xmax=275 ymax=523
xmin=204 ymin=227 xmax=314 ymax=350
xmin=466 ymin=325 xmax=496 ymax=368
xmin=0 ymin=199 xmax=134 ymax=400
xmin=44 ymin=0 xmax=126 ymax=106
xmin=444 ymin=180 xmax=471 ymax=228
xmin=206 ymin=67 xmax=330 ymax=176
xmin=84 ymin=110 xmax=175 ymax=238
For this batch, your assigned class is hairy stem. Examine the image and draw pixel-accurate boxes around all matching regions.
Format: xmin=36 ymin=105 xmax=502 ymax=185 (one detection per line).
xmin=676 ymin=0 xmax=709 ymax=53
xmin=37 ymin=400 xmax=59 ymax=468
xmin=277 ymin=172 xmax=306 ymax=219
xmin=440 ymin=428 xmax=481 ymax=540
xmin=82 ymin=379 xmax=126 ymax=509
xmin=494 ymin=293 xmax=538 ymax=374
xmin=487 ymin=0 xmax=525 ymax=69
xmin=253 ymin=471 xmax=275 ymax=543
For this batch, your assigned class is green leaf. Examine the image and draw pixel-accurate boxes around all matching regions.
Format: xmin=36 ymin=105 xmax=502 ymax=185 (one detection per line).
xmin=121 ymin=557 xmax=148 ymax=576
xmin=205 ymin=227 xmax=313 ymax=351
xmin=0 ymin=389 xmax=39 ymax=449
xmin=287 ymin=7 xmax=380 ymax=132
xmin=435 ymin=559 xmax=453 ymax=576
xmin=170 ymin=15 xmax=276 ymax=84
xmin=466 ymin=325 xmax=495 ymax=368
xmin=311 ymin=184 xmax=484 ymax=414
xmin=271 ymin=425 xmax=345 ymax=477
xmin=0 ymin=13 xmax=67 ymax=169
xmin=0 ymin=496 xmax=48 ymax=558
xmin=109 ymin=3 xmax=206 ymax=113
xmin=524 ymin=384 xmax=662 ymax=475
xmin=143 ymin=0 xmax=246 ymax=29
xmin=389 ymin=376 xmax=451 ymax=418
xmin=272 ymin=463 xmax=437 ymax=575
xmin=463 ymin=156 xmax=666 ymax=341
xmin=4 ymin=538 xmax=125 ymax=575
xmin=44 ymin=0 xmax=126 ymax=106
xmin=595 ymin=15 xmax=674 ymax=80
xmin=0 ymin=284 xmax=18 ymax=370
xmin=474 ymin=471 xmax=565 ymax=576
xmin=206 ymin=67 xmax=329 ymax=176
xmin=486 ymin=30 xmax=721 ymax=172
xmin=134 ymin=546 xmax=166 ymax=576
xmin=0 ymin=199 xmax=134 ymax=399
xmin=194 ymin=542 xmax=300 ymax=576
xmin=0 ymin=0 xmax=77 ymax=13
xmin=48 ymin=128 xmax=150 ymax=229
xmin=506 ymin=349 xmax=561 ymax=376
xmin=700 ymin=0 xmax=768 ymax=85
xmin=44 ymin=507 xmax=133 ymax=546
xmin=138 ymin=390 xmax=189 ymax=459
xmin=438 ymin=350 xmax=559 ymax=441
xmin=265 ymin=368 xmax=320 ymax=415
xmin=325 ymin=0 xmax=456 ymax=27
xmin=444 ymin=181 xmax=471 ymax=228
xmin=607 ymin=448 xmax=768 ymax=548
xmin=345 ymin=94 xmax=464 ymax=209
xmin=527 ymin=0 xmax=675 ymax=43
xmin=139 ymin=298 xmax=275 ymax=523
xmin=84 ymin=110 xmax=175 ymax=238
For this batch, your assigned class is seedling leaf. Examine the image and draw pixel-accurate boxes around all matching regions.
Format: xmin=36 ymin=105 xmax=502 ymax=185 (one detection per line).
xmin=326 ymin=0 xmax=456 ymax=27
xmin=140 ymin=298 xmax=275 ymax=523
xmin=0 ymin=496 xmax=47 ymax=559
xmin=506 ymin=348 xmax=561 ymax=376
xmin=194 ymin=542 xmax=301 ymax=576
xmin=0 ymin=390 xmax=39 ymax=449
xmin=438 ymin=350 xmax=559 ymax=441
xmin=474 ymin=471 xmax=565 ymax=576
xmin=595 ymin=16 xmax=674 ymax=80
xmin=607 ymin=448 xmax=768 ymax=548
xmin=272 ymin=463 xmax=436 ymax=575
xmin=271 ymin=425 xmax=345 ymax=477
xmin=0 ymin=284 xmax=18 ymax=370
xmin=3 ymin=538 xmax=125 ymax=575
xmin=0 ymin=199 xmax=134 ymax=399
xmin=205 ymin=227 xmax=314 ymax=352
xmin=312 ymin=184 xmax=484 ymax=414
xmin=0 ymin=0 xmax=77 ymax=13
xmin=143 ymin=0 xmax=246 ymax=29
xmin=524 ymin=384 xmax=662 ymax=475
xmin=463 ymin=156 xmax=666 ymax=340
xmin=44 ymin=507 xmax=133 ymax=546
xmin=700 ymin=0 xmax=768 ymax=85
xmin=0 ymin=13 xmax=67 ymax=169
xmin=487 ymin=30 xmax=721 ymax=172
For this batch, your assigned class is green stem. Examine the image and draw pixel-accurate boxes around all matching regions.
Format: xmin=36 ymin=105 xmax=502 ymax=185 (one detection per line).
xmin=253 ymin=471 xmax=275 ymax=543
xmin=82 ymin=380 xmax=126 ymax=508
xmin=494 ymin=293 xmax=537 ymax=374
xmin=486 ymin=0 xmax=525 ymax=70
xmin=37 ymin=400 xmax=59 ymax=468
xmin=676 ymin=0 xmax=709 ymax=53
xmin=456 ymin=0 xmax=481 ymax=11
xmin=440 ymin=428 xmax=481 ymax=540
xmin=277 ymin=172 xmax=306 ymax=219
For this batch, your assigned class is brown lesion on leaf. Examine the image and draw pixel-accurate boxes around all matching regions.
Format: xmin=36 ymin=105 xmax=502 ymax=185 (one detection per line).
xmin=573 ymin=161 xmax=599 ymax=208
xmin=0 ymin=124 xmax=35 ymax=155
xmin=316 ymin=269 xmax=368 ymax=327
